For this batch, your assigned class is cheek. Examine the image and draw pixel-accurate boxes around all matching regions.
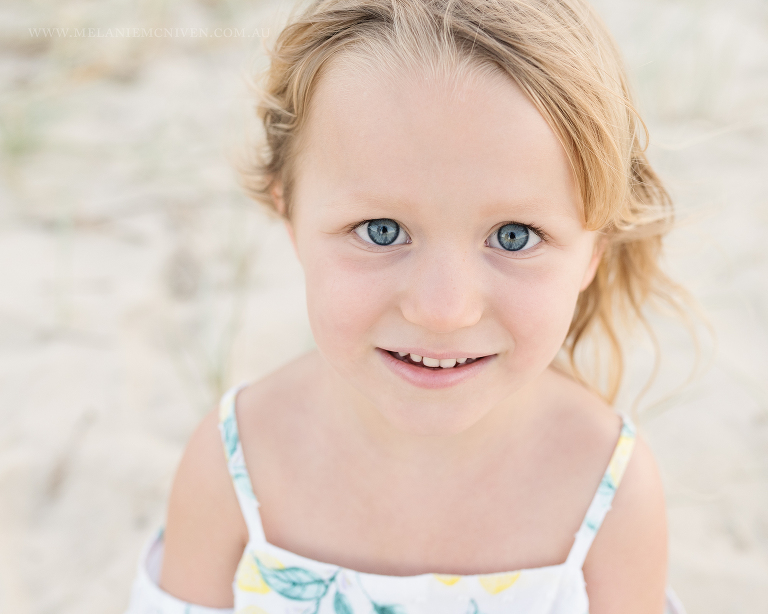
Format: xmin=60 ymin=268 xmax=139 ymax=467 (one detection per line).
xmin=493 ymin=259 xmax=584 ymax=364
xmin=303 ymin=252 xmax=395 ymax=357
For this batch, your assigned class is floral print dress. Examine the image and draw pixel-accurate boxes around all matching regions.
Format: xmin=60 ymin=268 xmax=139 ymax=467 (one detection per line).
xmin=125 ymin=384 xmax=685 ymax=614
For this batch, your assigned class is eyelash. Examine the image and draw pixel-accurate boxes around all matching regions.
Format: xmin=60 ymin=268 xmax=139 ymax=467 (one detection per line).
xmin=501 ymin=222 xmax=548 ymax=243
xmin=349 ymin=220 xmax=549 ymax=249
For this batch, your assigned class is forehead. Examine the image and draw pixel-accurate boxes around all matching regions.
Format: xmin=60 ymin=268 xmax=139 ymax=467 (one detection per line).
xmin=292 ymin=57 xmax=580 ymax=224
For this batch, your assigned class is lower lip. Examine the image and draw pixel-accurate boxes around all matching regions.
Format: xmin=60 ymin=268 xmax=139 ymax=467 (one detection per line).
xmin=377 ymin=348 xmax=494 ymax=390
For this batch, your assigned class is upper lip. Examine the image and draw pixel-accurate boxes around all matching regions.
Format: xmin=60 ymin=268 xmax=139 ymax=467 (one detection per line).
xmin=381 ymin=347 xmax=494 ymax=360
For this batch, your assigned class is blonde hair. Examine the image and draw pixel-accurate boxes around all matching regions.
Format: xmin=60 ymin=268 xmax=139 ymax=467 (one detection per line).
xmin=242 ymin=0 xmax=692 ymax=403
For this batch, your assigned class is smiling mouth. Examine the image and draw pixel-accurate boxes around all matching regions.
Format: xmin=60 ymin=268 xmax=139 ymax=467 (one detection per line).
xmin=385 ymin=350 xmax=491 ymax=370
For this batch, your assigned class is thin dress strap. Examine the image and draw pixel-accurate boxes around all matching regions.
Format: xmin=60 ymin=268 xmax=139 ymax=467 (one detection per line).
xmin=218 ymin=382 xmax=267 ymax=543
xmin=565 ymin=416 xmax=637 ymax=569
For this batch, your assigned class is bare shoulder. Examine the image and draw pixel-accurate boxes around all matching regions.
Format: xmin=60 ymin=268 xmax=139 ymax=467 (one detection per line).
xmin=583 ymin=433 xmax=668 ymax=613
xmin=158 ymin=352 xmax=318 ymax=607
xmin=539 ymin=367 xmax=625 ymax=478
xmin=542 ymin=368 xmax=667 ymax=612
xmin=159 ymin=407 xmax=248 ymax=608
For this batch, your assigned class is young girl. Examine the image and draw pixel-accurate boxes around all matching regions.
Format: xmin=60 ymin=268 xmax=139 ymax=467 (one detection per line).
xmin=126 ymin=0 xmax=689 ymax=612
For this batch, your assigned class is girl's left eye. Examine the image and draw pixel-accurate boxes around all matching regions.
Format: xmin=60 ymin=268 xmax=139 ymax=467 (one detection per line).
xmin=355 ymin=219 xmax=410 ymax=246
xmin=487 ymin=223 xmax=542 ymax=252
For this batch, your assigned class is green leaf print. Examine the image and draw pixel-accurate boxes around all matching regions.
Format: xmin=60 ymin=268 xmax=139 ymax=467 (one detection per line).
xmin=465 ymin=598 xmax=483 ymax=614
xmin=372 ymin=604 xmax=406 ymax=614
xmin=232 ymin=470 xmax=254 ymax=497
xmin=220 ymin=418 xmax=238 ymax=459
xmin=334 ymin=591 xmax=354 ymax=614
xmin=255 ymin=556 xmax=332 ymax=601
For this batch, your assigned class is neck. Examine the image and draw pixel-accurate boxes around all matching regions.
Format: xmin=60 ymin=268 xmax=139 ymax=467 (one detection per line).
xmin=310 ymin=351 xmax=546 ymax=472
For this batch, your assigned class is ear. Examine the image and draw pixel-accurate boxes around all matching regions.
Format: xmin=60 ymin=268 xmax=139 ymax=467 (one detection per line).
xmin=580 ymin=234 xmax=608 ymax=291
xmin=270 ymin=180 xmax=287 ymax=217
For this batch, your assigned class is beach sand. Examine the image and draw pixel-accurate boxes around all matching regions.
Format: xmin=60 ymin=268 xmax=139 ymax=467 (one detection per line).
xmin=0 ymin=0 xmax=766 ymax=611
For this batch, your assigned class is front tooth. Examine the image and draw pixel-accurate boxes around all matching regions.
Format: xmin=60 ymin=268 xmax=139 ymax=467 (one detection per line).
xmin=456 ymin=358 xmax=467 ymax=364
xmin=422 ymin=356 xmax=440 ymax=367
xmin=409 ymin=353 xmax=422 ymax=363
xmin=439 ymin=358 xmax=457 ymax=368
xmin=397 ymin=351 xmax=408 ymax=357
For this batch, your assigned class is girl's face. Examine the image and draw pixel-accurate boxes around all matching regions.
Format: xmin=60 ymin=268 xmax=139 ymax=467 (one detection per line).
xmin=285 ymin=61 xmax=603 ymax=436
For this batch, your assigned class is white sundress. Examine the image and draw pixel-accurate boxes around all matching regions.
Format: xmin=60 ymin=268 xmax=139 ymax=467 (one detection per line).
xmin=126 ymin=383 xmax=686 ymax=614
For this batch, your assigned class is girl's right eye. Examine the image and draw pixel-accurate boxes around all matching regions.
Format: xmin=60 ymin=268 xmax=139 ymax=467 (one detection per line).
xmin=354 ymin=219 xmax=410 ymax=246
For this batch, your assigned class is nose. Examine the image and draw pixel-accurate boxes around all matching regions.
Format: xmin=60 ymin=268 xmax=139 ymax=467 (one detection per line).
xmin=400 ymin=247 xmax=484 ymax=334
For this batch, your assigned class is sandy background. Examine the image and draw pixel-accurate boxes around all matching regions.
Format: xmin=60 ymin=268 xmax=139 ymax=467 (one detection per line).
xmin=0 ymin=0 xmax=766 ymax=612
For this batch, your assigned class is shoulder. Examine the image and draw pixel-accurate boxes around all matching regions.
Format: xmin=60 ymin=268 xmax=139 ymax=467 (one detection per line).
xmin=538 ymin=367 xmax=625 ymax=480
xmin=583 ymin=430 xmax=668 ymax=613
xmin=540 ymin=369 xmax=667 ymax=612
xmin=159 ymin=407 xmax=248 ymax=607
xmin=172 ymin=408 xmax=238 ymax=497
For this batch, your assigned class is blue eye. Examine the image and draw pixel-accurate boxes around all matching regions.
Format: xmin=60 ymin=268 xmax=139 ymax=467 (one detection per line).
xmin=355 ymin=219 xmax=409 ymax=246
xmin=488 ymin=223 xmax=541 ymax=252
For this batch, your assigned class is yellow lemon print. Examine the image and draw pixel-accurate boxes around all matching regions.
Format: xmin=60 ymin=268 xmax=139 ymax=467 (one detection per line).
xmin=235 ymin=608 xmax=271 ymax=614
xmin=609 ymin=435 xmax=634 ymax=485
xmin=254 ymin=551 xmax=285 ymax=569
xmin=235 ymin=551 xmax=284 ymax=594
xmin=433 ymin=574 xmax=461 ymax=586
xmin=479 ymin=571 xmax=521 ymax=595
